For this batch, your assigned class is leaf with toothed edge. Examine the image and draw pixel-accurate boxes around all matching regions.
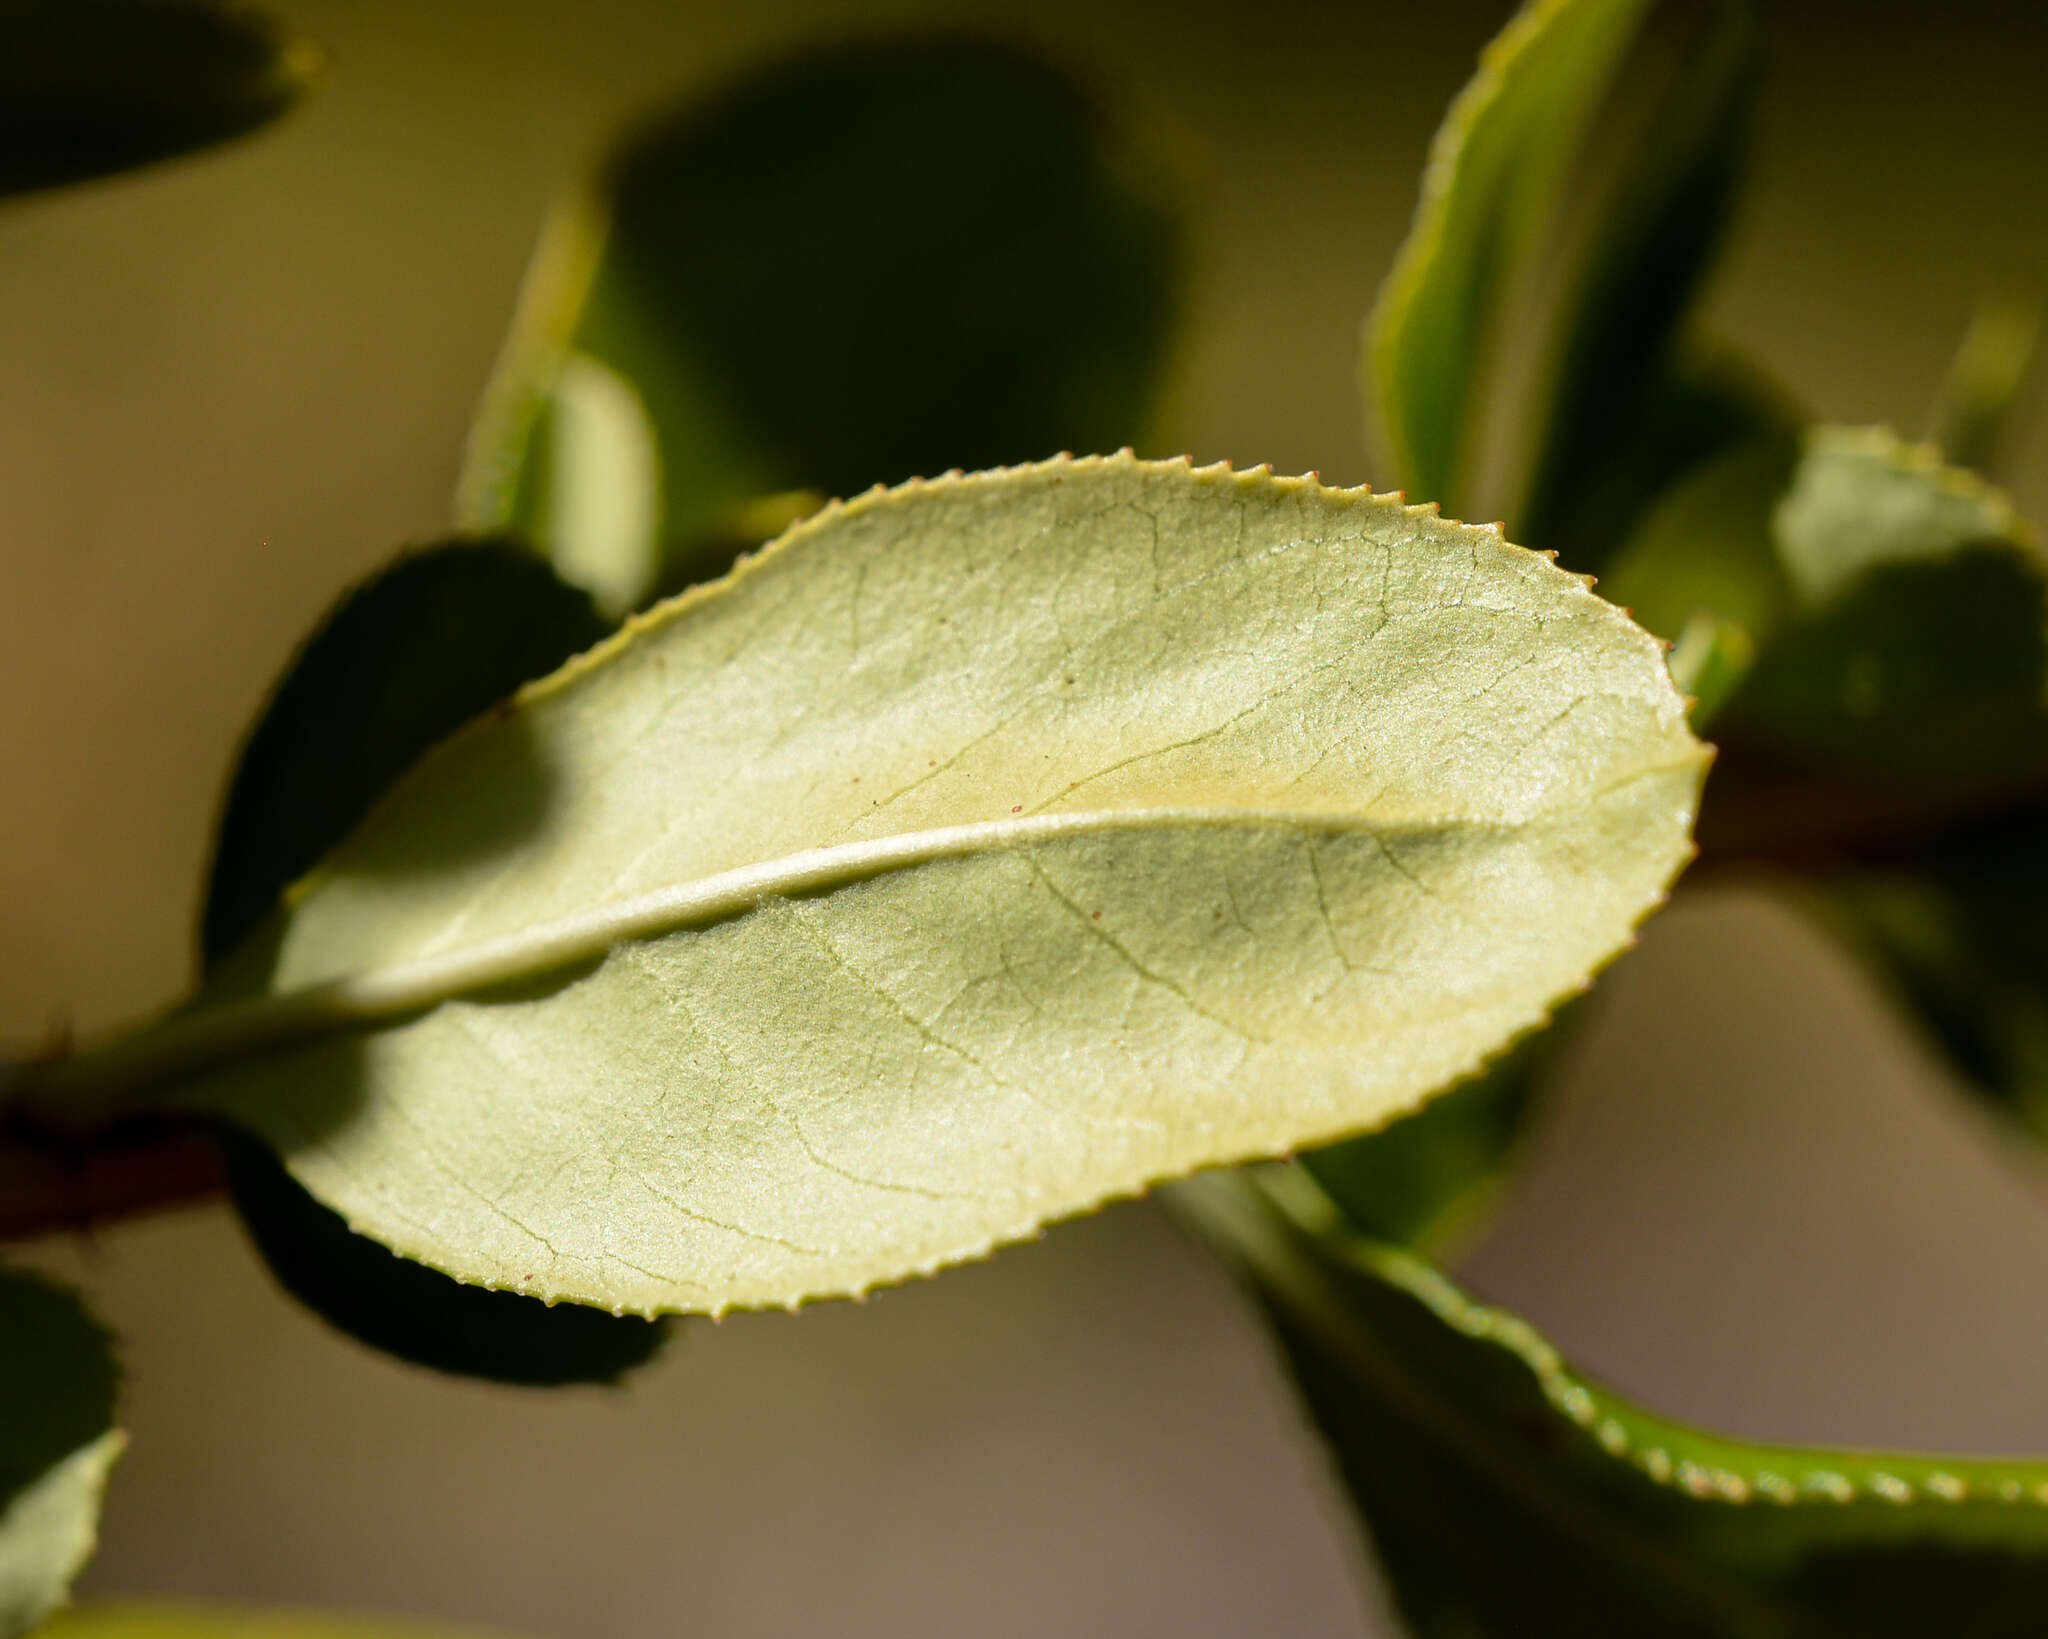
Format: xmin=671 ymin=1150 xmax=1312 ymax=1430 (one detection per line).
xmin=1179 ymin=1165 xmax=2048 ymax=1638
xmin=22 ymin=453 xmax=1705 ymax=1317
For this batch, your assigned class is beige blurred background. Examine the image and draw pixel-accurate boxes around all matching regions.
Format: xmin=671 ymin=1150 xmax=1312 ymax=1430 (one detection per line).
xmin=6 ymin=0 xmax=2048 ymax=1633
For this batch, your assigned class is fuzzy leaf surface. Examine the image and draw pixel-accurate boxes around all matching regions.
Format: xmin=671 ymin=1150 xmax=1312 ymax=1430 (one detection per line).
xmin=0 ymin=1269 xmax=120 ymax=1639
xmin=0 ymin=0 xmax=313 ymax=196
xmin=459 ymin=37 xmax=1182 ymax=611
xmin=62 ymin=455 xmax=1702 ymax=1316
xmin=1183 ymin=1168 xmax=2048 ymax=1638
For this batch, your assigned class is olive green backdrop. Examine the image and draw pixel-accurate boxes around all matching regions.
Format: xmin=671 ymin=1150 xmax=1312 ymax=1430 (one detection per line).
xmin=5 ymin=1 xmax=2048 ymax=1634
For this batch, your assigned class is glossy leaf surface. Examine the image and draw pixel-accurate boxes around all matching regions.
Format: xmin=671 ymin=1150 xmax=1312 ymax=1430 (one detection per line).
xmin=0 ymin=1270 xmax=120 ymax=1639
xmin=0 ymin=0 xmax=314 ymax=197
xmin=461 ymin=38 xmax=1182 ymax=611
xmin=204 ymin=540 xmax=667 ymax=1381
xmin=46 ymin=455 xmax=1704 ymax=1315
xmin=1183 ymin=1167 xmax=2048 ymax=1638
xmin=1366 ymin=0 xmax=1653 ymax=513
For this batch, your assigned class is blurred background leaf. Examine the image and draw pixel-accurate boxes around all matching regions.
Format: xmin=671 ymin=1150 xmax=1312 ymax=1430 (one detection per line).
xmin=0 ymin=1268 xmax=121 ymax=1639
xmin=202 ymin=539 xmax=670 ymax=1385
xmin=0 ymin=0 xmax=314 ymax=198
xmin=1705 ymin=429 xmax=2046 ymax=835
xmin=1364 ymin=0 xmax=1652 ymax=518
xmin=1299 ymin=1001 xmax=1587 ymax=1261
xmin=200 ymin=540 xmax=611 ymax=966
xmin=1514 ymin=0 xmax=1772 ymax=573
xmin=460 ymin=35 xmax=1186 ymax=612
xmin=1927 ymin=292 xmax=2042 ymax=479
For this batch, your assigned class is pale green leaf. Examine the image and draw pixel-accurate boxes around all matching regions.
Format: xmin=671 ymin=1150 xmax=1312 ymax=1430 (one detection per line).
xmin=0 ymin=1269 xmax=121 ymax=1639
xmin=1181 ymin=1167 xmax=2048 ymax=1637
xmin=26 ymin=455 xmax=1704 ymax=1317
xmin=1366 ymin=0 xmax=1654 ymax=513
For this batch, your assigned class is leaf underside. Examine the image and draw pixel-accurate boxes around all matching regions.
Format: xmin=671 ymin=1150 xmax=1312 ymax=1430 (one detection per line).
xmin=135 ymin=454 xmax=1706 ymax=1317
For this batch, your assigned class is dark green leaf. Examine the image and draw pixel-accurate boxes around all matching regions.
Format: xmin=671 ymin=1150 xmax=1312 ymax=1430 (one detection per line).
xmin=460 ymin=36 xmax=1185 ymax=612
xmin=1180 ymin=1167 xmax=2048 ymax=1639
xmin=1516 ymin=2 xmax=1764 ymax=571
xmin=1810 ymin=804 xmax=2048 ymax=1144
xmin=1367 ymin=0 xmax=1655 ymax=515
xmin=0 ymin=1267 xmax=121 ymax=1639
xmin=1712 ymin=428 xmax=2047 ymax=817
xmin=0 ymin=0 xmax=314 ymax=197
xmin=202 ymin=540 xmax=612 ymax=965
xmin=1598 ymin=431 xmax=1799 ymax=647
xmin=222 ymin=1131 xmax=666 ymax=1385
xmin=204 ymin=539 xmax=669 ymax=1385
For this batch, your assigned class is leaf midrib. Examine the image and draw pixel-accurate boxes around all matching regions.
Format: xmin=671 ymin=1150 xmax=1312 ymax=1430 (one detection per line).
xmin=13 ymin=769 xmax=1693 ymax=1123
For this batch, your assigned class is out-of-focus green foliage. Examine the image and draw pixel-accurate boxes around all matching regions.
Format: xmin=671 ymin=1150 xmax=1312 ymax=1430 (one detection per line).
xmin=460 ymin=37 xmax=1184 ymax=612
xmin=1515 ymin=1 xmax=1769 ymax=573
xmin=1927 ymin=294 xmax=2042 ymax=479
xmin=202 ymin=540 xmax=671 ymax=1384
xmin=202 ymin=543 xmax=612 ymax=966
xmin=1305 ymin=0 xmax=2048 ymax=1626
xmin=0 ymin=1271 xmax=120 ymax=1639
xmin=0 ymin=0 xmax=313 ymax=197
xmin=1185 ymin=1167 xmax=2048 ymax=1639
xmin=1366 ymin=0 xmax=1653 ymax=518
xmin=6 ymin=0 xmax=2048 ymax=1630
xmin=1300 ymin=1002 xmax=1584 ymax=1259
